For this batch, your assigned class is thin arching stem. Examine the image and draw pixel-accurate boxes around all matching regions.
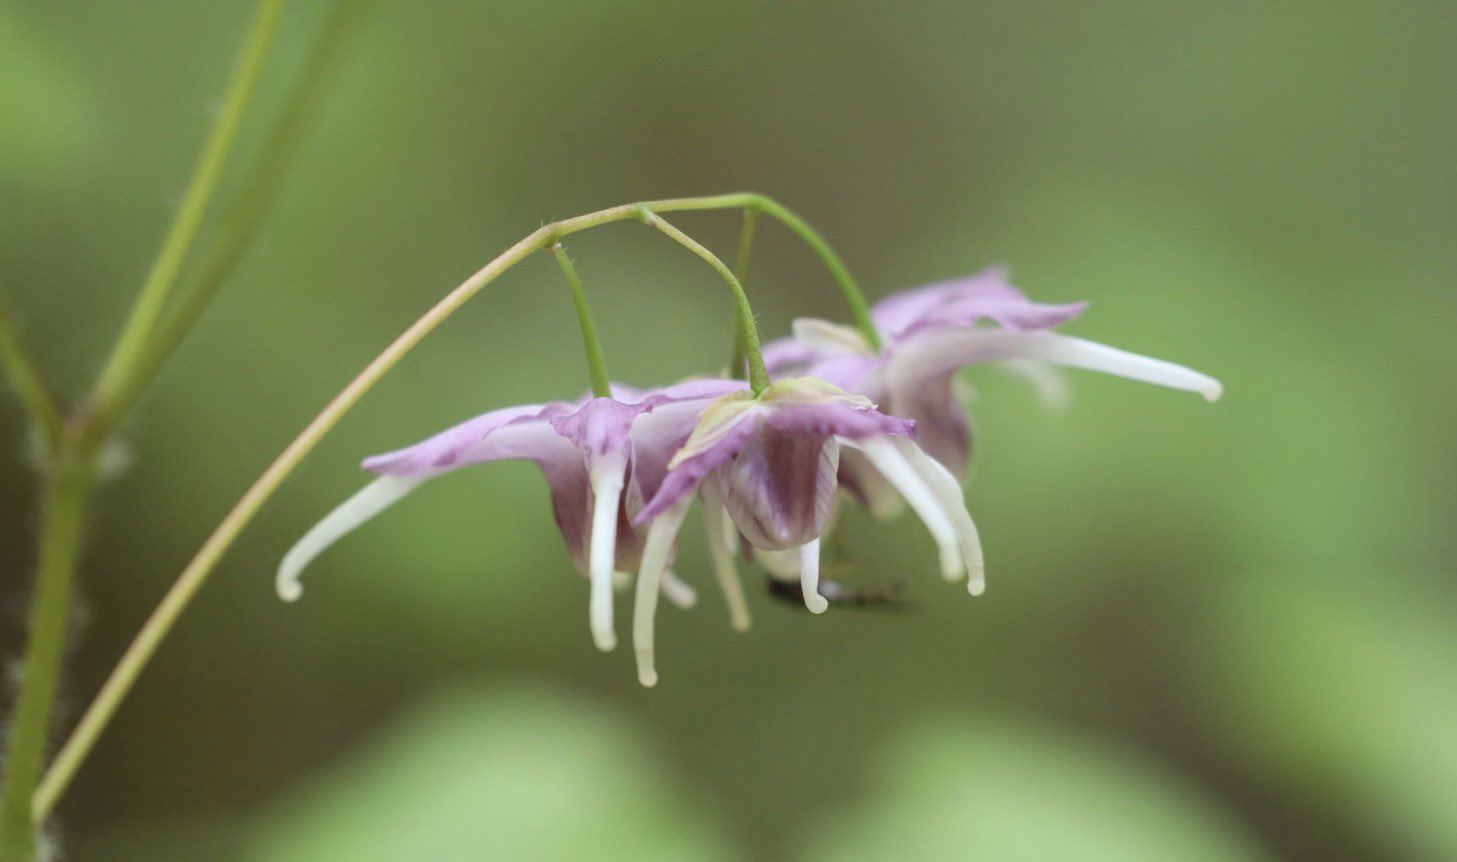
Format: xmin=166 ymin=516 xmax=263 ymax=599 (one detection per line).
xmin=637 ymin=208 xmax=770 ymax=393
xmin=728 ymin=208 xmax=759 ymax=378
xmin=548 ymin=243 xmax=612 ymax=398
xmin=745 ymin=194 xmax=880 ymax=350
xmin=33 ymin=191 xmax=862 ymax=817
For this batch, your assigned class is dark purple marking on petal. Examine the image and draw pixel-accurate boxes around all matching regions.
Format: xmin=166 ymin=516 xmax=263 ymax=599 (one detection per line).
xmin=716 ymin=428 xmax=839 ymax=550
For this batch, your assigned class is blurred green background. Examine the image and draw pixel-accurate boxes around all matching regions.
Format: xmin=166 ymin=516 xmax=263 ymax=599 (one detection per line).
xmin=2 ymin=1 xmax=1454 ymax=860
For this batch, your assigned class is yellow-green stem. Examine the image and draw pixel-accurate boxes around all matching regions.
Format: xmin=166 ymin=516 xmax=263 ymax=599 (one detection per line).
xmin=0 ymin=445 xmax=93 ymax=860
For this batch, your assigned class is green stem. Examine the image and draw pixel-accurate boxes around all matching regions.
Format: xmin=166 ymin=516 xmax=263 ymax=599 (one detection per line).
xmin=743 ymin=195 xmax=880 ymax=350
xmin=32 ymin=191 xmax=842 ymax=817
xmin=117 ymin=0 xmax=370 ymax=424
xmin=84 ymin=0 xmax=286 ymax=441
xmin=636 ymin=208 xmax=769 ymax=393
xmin=0 ymin=447 xmax=93 ymax=860
xmin=727 ymin=208 xmax=758 ymax=379
xmin=548 ymin=244 xmax=612 ymax=398
xmin=0 ymin=302 xmax=63 ymax=452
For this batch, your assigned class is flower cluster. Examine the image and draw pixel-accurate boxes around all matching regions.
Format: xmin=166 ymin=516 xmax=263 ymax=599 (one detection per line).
xmin=278 ymin=267 xmax=1219 ymax=685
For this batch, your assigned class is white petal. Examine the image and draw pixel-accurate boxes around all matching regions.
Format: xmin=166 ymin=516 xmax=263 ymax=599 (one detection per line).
xmin=799 ymin=539 xmax=828 ymax=614
xmin=893 ymin=438 xmax=986 ymax=595
xmin=848 ymin=437 xmax=964 ymax=582
xmin=755 ymin=545 xmax=802 ymax=579
xmin=632 ymin=497 xmax=692 ymax=688
xmin=998 ymin=359 xmax=1072 ymax=412
xmin=660 ymin=570 xmax=698 ymax=609
xmin=791 ymin=318 xmax=874 ymax=355
xmin=891 ymin=329 xmax=1222 ymax=402
xmin=276 ymin=475 xmax=423 ymax=602
xmin=587 ymin=455 xmax=628 ymax=652
xmin=701 ymin=482 xmax=751 ymax=631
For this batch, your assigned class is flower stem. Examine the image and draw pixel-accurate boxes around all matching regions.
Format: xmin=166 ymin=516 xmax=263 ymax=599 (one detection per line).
xmin=728 ymin=208 xmax=758 ymax=379
xmin=33 ymin=191 xmax=847 ymax=816
xmin=743 ymin=195 xmax=880 ymax=350
xmin=636 ymin=208 xmax=770 ymax=393
xmin=548 ymin=243 xmax=612 ymax=399
xmin=0 ymin=301 xmax=63 ymax=452
xmin=83 ymin=0 xmax=286 ymax=442
xmin=0 ymin=446 xmax=93 ymax=860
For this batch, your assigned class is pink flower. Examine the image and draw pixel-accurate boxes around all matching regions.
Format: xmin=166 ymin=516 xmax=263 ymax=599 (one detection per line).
xmin=630 ymin=377 xmax=984 ymax=685
xmin=766 ymin=267 xmax=1222 ymax=485
xmin=276 ymin=379 xmax=743 ymax=655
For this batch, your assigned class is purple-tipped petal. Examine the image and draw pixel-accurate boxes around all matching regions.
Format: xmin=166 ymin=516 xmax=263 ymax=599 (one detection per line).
xmin=763 ymin=400 xmax=912 ymax=441
xmin=362 ymin=403 xmax=548 ymax=477
xmin=872 ymin=267 xmax=1087 ymax=342
xmin=635 ymin=409 xmax=758 ymax=524
xmin=871 ymin=266 xmax=1018 ymax=339
xmin=549 ymin=397 xmax=650 ymax=466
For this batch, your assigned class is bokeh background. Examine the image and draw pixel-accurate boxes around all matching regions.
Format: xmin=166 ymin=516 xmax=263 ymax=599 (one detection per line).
xmin=3 ymin=1 xmax=1455 ymax=860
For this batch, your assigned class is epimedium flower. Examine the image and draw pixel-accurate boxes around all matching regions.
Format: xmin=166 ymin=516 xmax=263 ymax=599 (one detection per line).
xmin=765 ymin=266 xmax=1223 ymax=483
xmin=276 ymin=378 xmax=747 ymax=655
xmin=629 ymin=376 xmax=985 ymax=686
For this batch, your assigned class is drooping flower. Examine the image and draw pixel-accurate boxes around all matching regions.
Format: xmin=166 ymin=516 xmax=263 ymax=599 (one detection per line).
xmin=628 ymin=377 xmax=985 ymax=686
xmin=765 ymin=267 xmax=1223 ymax=482
xmin=276 ymin=378 xmax=746 ymax=654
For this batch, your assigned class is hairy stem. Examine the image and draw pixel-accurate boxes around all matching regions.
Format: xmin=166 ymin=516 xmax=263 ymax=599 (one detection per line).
xmin=0 ymin=447 xmax=93 ymax=860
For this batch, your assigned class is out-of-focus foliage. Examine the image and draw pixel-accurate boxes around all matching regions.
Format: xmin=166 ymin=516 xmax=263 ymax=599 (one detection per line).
xmin=802 ymin=719 xmax=1273 ymax=862
xmin=1 ymin=1 xmax=1453 ymax=860
xmin=244 ymin=687 xmax=739 ymax=862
